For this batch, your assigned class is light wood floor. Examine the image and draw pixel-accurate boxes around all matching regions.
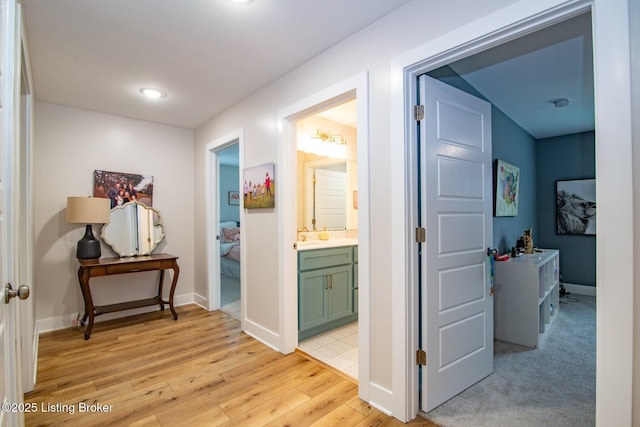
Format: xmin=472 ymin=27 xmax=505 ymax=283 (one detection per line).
xmin=25 ymin=305 xmax=436 ymax=426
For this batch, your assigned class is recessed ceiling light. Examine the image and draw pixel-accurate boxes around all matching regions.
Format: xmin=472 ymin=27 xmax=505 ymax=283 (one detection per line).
xmin=140 ymin=87 xmax=166 ymax=99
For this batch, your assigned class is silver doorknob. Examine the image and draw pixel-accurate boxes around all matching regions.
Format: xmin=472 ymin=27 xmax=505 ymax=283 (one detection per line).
xmin=5 ymin=283 xmax=30 ymax=304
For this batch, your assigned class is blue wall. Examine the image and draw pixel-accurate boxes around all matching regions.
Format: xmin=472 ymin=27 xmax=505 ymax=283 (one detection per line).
xmin=491 ymin=109 xmax=538 ymax=254
xmin=535 ymin=131 xmax=596 ymax=286
xmin=220 ymin=164 xmax=240 ymax=223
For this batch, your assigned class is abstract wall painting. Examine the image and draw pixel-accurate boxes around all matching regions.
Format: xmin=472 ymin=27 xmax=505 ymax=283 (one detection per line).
xmin=494 ymin=159 xmax=520 ymax=217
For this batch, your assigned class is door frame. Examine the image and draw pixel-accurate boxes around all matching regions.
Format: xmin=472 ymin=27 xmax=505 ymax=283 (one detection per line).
xmin=277 ymin=71 xmax=371 ymax=398
xmin=17 ymin=4 xmax=36 ymax=393
xmin=206 ymin=128 xmax=245 ymax=329
xmin=1 ymin=0 xmax=30 ymax=423
xmin=391 ymin=0 xmax=633 ymax=422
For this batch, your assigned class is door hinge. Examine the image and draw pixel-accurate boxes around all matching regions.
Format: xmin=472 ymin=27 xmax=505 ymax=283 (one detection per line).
xmin=416 ymin=349 xmax=427 ymax=366
xmin=415 ymin=227 xmax=426 ymax=243
xmin=414 ymin=105 xmax=424 ymax=121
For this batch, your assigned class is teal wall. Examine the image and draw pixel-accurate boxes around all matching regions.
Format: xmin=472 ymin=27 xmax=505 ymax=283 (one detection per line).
xmin=491 ymin=109 xmax=537 ymax=254
xmin=220 ymin=164 xmax=240 ymax=223
xmin=535 ymin=131 xmax=596 ymax=286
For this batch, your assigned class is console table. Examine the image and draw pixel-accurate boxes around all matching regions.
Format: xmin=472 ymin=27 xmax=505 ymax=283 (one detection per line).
xmin=77 ymin=253 xmax=180 ymax=340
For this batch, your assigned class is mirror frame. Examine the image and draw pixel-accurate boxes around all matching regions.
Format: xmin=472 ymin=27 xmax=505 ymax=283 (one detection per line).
xmin=101 ymin=201 xmax=165 ymax=257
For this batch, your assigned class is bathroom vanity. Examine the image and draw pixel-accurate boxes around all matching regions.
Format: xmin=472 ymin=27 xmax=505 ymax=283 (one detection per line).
xmin=297 ymin=239 xmax=358 ymax=340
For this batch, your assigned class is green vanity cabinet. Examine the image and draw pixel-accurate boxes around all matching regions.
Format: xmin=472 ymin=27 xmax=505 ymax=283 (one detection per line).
xmin=298 ymin=245 xmax=358 ymax=340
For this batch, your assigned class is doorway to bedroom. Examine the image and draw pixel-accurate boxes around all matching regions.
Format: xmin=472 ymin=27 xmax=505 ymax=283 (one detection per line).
xmin=206 ymin=128 xmax=245 ymax=325
xmin=218 ymin=143 xmax=241 ymax=319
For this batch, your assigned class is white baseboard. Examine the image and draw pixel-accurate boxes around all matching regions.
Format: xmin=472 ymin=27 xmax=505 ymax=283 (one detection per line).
xmin=36 ymin=293 xmax=196 ymax=334
xmin=193 ymin=292 xmax=208 ymax=310
xmin=367 ymin=382 xmax=394 ymax=419
xmin=244 ymin=319 xmax=280 ymax=352
xmin=562 ymin=282 xmax=596 ymax=297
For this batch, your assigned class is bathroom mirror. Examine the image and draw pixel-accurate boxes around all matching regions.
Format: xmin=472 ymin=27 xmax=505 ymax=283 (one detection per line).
xmin=296 ymin=99 xmax=358 ymax=232
xmin=101 ymin=201 xmax=165 ymax=257
xmin=298 ymin=156 xmax=358 ymax=232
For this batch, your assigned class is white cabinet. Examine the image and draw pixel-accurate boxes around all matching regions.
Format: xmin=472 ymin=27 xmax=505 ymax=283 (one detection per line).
xmin=493 ymin=249 xmax=560 ymax=348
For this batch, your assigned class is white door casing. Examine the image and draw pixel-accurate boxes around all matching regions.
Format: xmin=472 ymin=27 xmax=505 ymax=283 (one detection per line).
xmin=1 ymin=0 xmax=29 ymax=424
xmin=205 ymin=129 xmax=245 ymax=331
xmin=16 ymin=2 xmax=35 ymax=394
xmin=419 ymin=75 xmax=493 ymax=411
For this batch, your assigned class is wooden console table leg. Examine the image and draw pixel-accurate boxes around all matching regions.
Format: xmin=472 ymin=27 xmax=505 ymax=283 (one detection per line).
xmin=77 ymin=267 xmax=95 ymax=340
xmin=158 ymin=270 xmax=166 ymax=311
xmin=169 ymin=261 xmax=180 ymax=320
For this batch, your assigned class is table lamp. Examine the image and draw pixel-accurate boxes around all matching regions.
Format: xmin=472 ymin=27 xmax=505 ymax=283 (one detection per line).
xmin=66 ymin=197 xmax=111 ymax=260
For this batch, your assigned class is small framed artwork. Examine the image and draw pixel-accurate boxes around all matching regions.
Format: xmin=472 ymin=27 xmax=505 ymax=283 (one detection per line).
xmin=494 ymin=159 xmax=520 ymax=217
xmin=228 ymin=191 xmax=240 ymax=205
xmin=243 ymin=162 xmax=275 ymax=209
xmin=556 ymin=178 xmax=596 ymax=235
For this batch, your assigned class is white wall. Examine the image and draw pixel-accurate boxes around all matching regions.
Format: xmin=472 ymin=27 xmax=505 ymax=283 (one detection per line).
xmin=34 ymin=101 xmax=195 ymax=330
xmin=193 ymin=0 xmax=516 ymax=415
xmin=29 ymin=0 xmax=638 ymax=422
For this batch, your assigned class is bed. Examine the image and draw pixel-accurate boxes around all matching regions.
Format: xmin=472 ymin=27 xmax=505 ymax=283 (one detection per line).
xmin=220 ymin=221 xmax=241 ymax=279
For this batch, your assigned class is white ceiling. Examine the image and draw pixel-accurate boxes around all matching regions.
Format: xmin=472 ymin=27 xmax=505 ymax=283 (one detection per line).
xmin=22 ymin=0 xmax=410 ymax=130
xmin=447 ymin=12 xmax=594 ymax=139
xmin=22 ymin=2 xmax=593 ymax=139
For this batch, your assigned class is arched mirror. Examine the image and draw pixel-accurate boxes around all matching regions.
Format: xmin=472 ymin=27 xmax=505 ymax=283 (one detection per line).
xmin=101 ymin=201 xmax=165 ymax=257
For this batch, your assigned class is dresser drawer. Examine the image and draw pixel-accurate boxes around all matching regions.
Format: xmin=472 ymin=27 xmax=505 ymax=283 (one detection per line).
xmin=298 ymin=247 xmax=353 ymax=271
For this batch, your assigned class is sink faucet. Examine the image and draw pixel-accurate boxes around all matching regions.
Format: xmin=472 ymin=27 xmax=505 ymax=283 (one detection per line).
xmin=297 ymin=226 xmax=309 ymax=241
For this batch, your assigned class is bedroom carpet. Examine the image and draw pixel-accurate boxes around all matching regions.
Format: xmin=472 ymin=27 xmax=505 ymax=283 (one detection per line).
xmin=424 ymin=294 xmax=596 ymax=427
xmin=221 ymin=273 xmax=240 ymax=319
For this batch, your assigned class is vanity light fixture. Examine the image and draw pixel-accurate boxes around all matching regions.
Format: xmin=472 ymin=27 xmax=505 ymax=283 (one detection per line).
xmin=310 ymin=129 xmax=347 ymax=145
xmin=139 ymin=87 xmax=166 ymax=99
xmin=228 ymin=0 xmax=253 ymax=3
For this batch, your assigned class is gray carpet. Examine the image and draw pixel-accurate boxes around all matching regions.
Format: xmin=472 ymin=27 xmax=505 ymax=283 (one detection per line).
xmin=425 ymin=295 xmax=596 ymax=427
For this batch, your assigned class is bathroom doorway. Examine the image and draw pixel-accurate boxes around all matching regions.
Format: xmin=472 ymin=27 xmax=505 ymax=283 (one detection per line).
xmin=277 ymin=72 xmax=370 ymax=394
xmin=295 ymin=99 xmax=359 ymax=379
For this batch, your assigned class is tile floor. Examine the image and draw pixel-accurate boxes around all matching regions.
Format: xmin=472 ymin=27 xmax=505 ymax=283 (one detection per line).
xmin=298 ymin=321 xmax=358 ymax=379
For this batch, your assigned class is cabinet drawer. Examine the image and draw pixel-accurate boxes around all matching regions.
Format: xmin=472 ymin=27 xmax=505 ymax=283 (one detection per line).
xmin=298 ymin=247 xmax=352 ymax=271
xmin=105 ymin=260 xmax=164 ymax=275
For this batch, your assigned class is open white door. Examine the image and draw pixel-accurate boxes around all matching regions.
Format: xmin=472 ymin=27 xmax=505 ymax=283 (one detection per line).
xmin=1 ymin=1 xmax=29 ymax=424
xmin=313 ymin=168 xmax=346 ymax=231
xmin=419 ymin=75 xmax=493 ymax=411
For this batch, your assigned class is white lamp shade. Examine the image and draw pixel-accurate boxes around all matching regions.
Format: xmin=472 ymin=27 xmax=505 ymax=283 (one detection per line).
xmin=66 ymin=197 xmax=111 ymax=224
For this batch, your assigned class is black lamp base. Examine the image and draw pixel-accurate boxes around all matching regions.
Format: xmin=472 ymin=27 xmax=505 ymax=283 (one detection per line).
xmin=76 ymin=224 xmax=101 ymax=260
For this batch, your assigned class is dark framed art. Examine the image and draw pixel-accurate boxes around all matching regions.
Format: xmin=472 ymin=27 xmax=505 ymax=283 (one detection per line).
xmin=556 ymin=178 xmax=596 ymax=235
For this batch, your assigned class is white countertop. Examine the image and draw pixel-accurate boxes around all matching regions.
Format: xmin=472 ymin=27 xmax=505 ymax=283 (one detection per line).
xmin=296 ymin=238 xmax=358 ymax=251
